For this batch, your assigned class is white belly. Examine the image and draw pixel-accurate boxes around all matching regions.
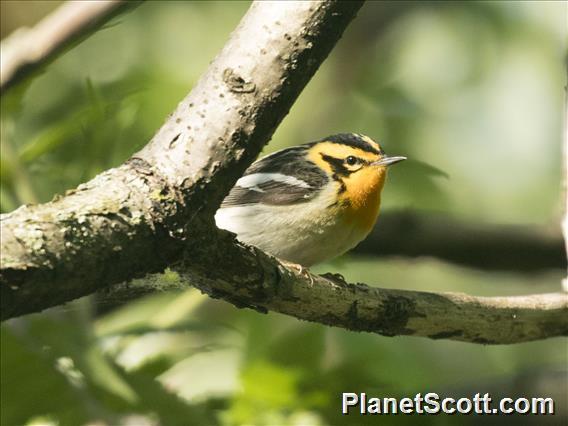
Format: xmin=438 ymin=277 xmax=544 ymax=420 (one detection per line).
xmin=215 ymin=187 xmax=371 ymax=266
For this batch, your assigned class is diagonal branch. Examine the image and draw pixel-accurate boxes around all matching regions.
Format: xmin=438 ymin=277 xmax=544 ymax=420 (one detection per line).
xmin=101 ymin=228 xmax=568 ymax=344
xmin=0 ymin=0 xmax=140 ymax=94
xmin=1 ymin=1 xmax=566 ymax=345
xmin=0 ymin=1 xmax=365 ymax=320
xmin=178 ymin=229 xmax=568 ymax=345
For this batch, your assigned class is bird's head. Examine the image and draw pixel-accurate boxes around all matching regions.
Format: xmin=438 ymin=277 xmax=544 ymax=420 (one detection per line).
xmin=308 ymin=133 xmax=406 ymax=208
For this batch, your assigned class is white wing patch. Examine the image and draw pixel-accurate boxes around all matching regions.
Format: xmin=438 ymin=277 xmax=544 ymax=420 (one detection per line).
xmin=236 ymin=173 xmax=311 ymax=192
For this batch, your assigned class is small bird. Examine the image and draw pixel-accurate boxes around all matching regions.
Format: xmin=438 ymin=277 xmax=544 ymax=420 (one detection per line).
xmin=215 ymin=133 xmax=406 ymax=267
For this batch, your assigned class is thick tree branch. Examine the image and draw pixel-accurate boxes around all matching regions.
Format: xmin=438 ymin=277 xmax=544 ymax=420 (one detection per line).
xmin=101 ymin=228 xmax=568 ymax=344
xmin=176 ymin=229 xmax=568 ymax=345
xmin=1 ymin=1 xmax=365 ymax=320
xmin=0 ymin=0 xmax=139 ymax=93
xmin=2 ymin=1 xmax=566 ymax=345
xmin=359 ymin=211 xmax=566 ymax=272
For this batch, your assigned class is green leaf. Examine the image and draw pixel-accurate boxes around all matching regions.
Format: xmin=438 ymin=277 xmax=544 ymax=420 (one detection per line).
xmin=0 ymin=326 xmax=88 ymax=426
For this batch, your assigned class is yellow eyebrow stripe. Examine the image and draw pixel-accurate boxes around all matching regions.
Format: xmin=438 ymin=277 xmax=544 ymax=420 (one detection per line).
xmin=308 ymin=142 xmax=380 ymax=173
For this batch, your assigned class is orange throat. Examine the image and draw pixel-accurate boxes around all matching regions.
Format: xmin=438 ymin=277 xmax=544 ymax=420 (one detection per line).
xmin=340 ymin=168 xmax=387 ymax=232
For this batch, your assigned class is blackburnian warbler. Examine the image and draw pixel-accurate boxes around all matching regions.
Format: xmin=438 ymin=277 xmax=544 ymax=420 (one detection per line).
xmin=215 ymin=133 xmax=406 ymax=266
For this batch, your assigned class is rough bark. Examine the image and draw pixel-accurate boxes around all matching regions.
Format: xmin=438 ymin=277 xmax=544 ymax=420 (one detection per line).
xmin=2 ymin=1 xmax=567 ymax=345
xmin=179 ymin=229 xmax=568 ymax=344
xmin=0 ymin=0 xmax=139 ymax=93
xmin=1 ymin=1 xmax=365 ymax=319
xmin=1 ymin=162 xmax=185 ymax=318
xmin=100 ymin=228 xmax=568 ymax=344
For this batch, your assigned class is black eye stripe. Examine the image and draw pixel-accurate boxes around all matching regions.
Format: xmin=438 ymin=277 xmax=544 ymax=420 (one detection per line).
xmin=321 ymin=154 xmax=350 ymax=176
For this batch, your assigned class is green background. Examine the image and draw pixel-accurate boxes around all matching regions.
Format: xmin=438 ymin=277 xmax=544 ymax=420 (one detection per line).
xmin=1 ymin=1 xmax=566 ymax=425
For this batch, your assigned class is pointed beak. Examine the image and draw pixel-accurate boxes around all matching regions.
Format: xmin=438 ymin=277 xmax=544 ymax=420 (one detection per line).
xmin=372 ymin=155 xmax=407 ymax=167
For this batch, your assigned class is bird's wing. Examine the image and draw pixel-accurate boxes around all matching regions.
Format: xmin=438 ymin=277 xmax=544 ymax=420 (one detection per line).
xmin=221 ymin=145 xmax=328 ymax=207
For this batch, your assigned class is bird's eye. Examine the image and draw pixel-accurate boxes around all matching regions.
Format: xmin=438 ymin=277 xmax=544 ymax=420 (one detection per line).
xmin=345 ymin=156 xmax=358 ymax=166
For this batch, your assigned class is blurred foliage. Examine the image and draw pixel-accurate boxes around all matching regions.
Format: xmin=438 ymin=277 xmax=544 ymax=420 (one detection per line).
xmin=1 ymin=1 xmax=566 ymax=425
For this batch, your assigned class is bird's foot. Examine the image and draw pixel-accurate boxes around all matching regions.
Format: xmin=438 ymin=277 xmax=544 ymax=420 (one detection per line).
xmin=281 ymin=260 xmax=314 ymax=286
